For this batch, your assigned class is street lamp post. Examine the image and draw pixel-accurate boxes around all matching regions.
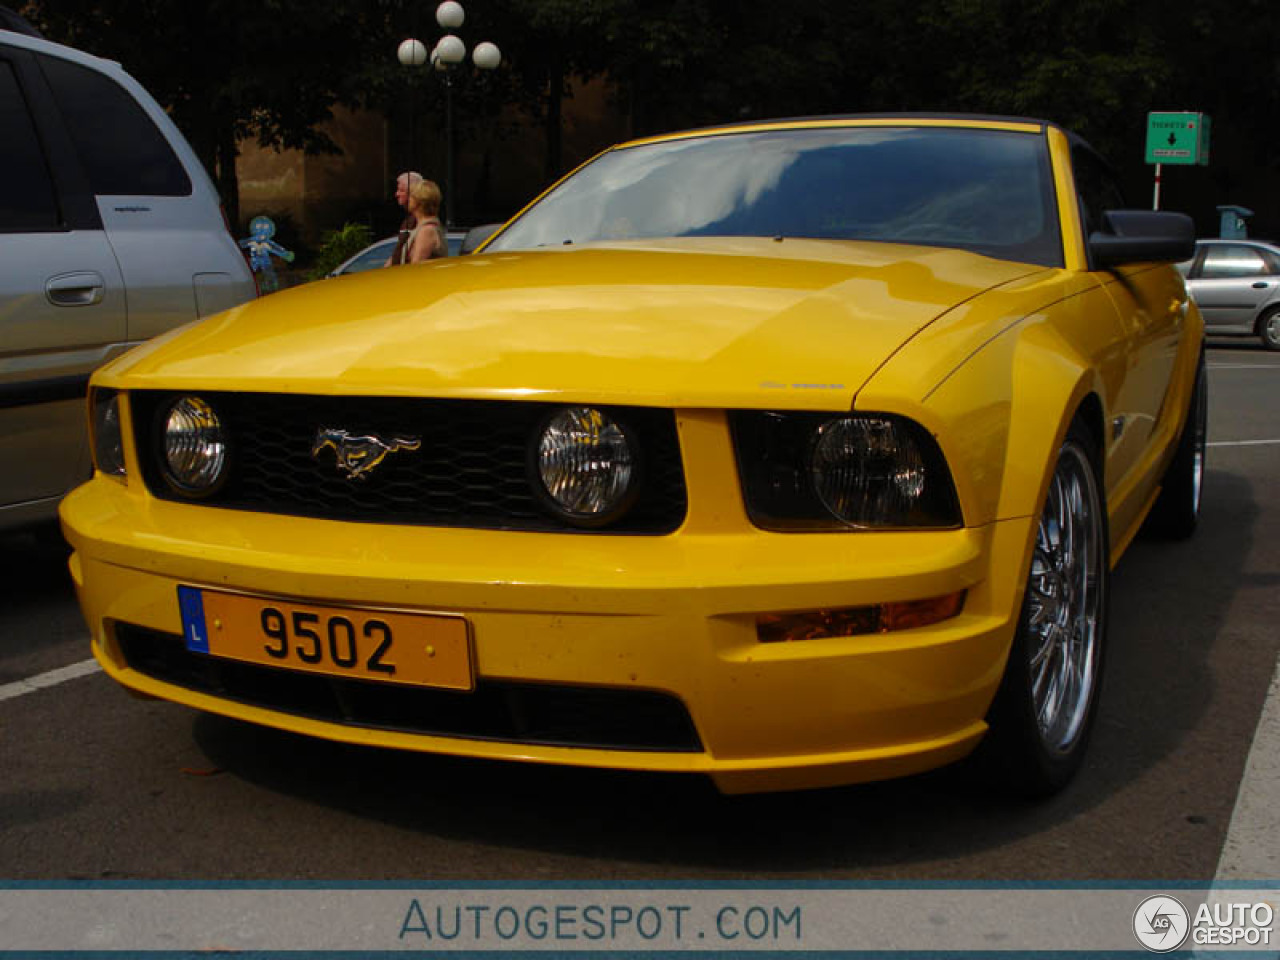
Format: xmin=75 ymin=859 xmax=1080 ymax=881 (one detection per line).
xmin=395 ymin=37 xmax=428 ymax=180
xmin=397 ymin=2 xmax=500 ymax=230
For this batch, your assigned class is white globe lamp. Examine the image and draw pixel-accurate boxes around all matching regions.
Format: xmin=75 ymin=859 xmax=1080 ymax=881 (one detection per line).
xmin=396 ymin=38 xmax=428 ymax=67
xmin=473 ymin=41 xmax=501 ymax=71
xmin=436 ymin=1 xmax=465 ymax=29
xmin=436 ymin=34 xmax=466 ymax=65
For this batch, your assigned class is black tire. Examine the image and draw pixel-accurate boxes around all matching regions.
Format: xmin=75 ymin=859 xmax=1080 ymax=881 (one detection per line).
xmin=1145 ymin=351 xmax=1207 ymax=539
xmin=1260 ymin=308 xmax=1280 ymax=352
xmin=982 ymin=419 xmax=1109 ymax=798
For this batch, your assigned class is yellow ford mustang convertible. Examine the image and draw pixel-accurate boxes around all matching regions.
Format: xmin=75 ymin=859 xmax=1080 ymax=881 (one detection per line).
xmin=62 ymin=116 xmax=1205 ymax=796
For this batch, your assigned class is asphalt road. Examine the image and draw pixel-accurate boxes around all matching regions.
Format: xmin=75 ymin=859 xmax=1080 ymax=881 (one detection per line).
xmin=2 ymin=342 xmax=1277 ymax=882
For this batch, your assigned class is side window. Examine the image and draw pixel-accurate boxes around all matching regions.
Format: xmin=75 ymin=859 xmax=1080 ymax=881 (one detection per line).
xmin=1200 ymin=245 xmax=1272 ymax=279
xmin=38 ymin=55 xmax=191 ymax=197
xmin=1071 ymin=146 xmax=1127 ymax=237
xmin=0 ymin=59 xmax=61 ymax=231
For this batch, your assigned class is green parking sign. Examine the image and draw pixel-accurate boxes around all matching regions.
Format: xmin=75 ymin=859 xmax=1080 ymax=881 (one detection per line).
xmin=1146 ymin=112 xmax=1211 ymax=165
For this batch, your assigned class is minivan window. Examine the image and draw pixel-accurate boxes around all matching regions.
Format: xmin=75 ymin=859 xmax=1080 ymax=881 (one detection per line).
xmin=39 ymin=55 xmax=191 ymax=197
xmin=0 ymin=60 xmax=61 ymax=231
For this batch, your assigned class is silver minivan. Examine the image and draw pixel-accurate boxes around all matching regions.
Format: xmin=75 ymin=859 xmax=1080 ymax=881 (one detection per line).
xmin=0 ymin=26 xmax=255 ymax=531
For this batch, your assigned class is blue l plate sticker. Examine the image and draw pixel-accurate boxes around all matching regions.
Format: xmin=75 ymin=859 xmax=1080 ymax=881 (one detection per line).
xmin=177 ymin=585 xmax=210 ymax=654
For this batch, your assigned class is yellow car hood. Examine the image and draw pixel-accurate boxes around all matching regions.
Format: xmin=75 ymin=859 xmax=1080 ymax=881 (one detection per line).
xmin=106 ymin=238 xmax=1045 ymax=410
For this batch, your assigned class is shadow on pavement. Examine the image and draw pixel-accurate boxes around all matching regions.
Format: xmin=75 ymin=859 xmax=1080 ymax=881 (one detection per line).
xmin=0 ymin=522 xmax=72 ymax=599
xmin=0 ymin=523 xmax=82 ymax=681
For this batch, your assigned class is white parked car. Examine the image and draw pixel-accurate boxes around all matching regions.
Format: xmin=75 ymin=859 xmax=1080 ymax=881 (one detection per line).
xmin=0 ymin=24 xmax=255 ymax=532
xmin=327 ymin=231 xmax=474 ymax=277
xmin=1179 ymin=238 xmax=1280 ymax=350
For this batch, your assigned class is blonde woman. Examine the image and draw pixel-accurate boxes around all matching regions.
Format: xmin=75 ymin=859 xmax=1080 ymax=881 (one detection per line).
xmin=400 ymin=179 xmax=447 ymax=263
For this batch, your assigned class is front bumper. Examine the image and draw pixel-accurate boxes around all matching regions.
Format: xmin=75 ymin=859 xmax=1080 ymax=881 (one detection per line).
xmin=61 ymin=457 xmax=1034 ymax=794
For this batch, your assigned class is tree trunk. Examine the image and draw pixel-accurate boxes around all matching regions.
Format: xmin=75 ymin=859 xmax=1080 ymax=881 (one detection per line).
xmin=186 ymin=118 xmax=218 ymax=200
xmin=471 ymin=145 xmax=493 ymax=224
xmin=544 ymin=63 xmax=563 ymax=183
xmin=215 ymin=127 xmax=241 ymax=229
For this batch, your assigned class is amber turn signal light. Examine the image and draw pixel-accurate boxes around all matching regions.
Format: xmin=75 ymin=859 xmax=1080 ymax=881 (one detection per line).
xmin=757 ymin=591 xmax=965 ymax=643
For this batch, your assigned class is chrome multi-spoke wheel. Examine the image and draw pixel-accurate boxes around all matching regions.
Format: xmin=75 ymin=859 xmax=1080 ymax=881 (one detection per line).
xmin=1025 ymin=441 xmax=1104 ymax=754
xmin=984 ymin=421 xmax=1108 ymax=797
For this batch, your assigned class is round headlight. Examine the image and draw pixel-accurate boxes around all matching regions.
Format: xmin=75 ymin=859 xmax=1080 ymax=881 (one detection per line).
xmin=161 ymin=396 xmax=227 ymax=495
xmin=811 ymin=416 xmax=927 ymax=527
xmin=533 ymin=406 xmax=639 ymax=526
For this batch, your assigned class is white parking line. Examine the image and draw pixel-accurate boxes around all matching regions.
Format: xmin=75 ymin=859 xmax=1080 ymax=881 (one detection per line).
xmin=0 ymin=658 xmax=100 ymax=703
xmin=1208 ymin=364 xmax=1280 ymax=370
xmin=1215 ymin=655 xmax=1280 ymax=880
xmin=1208 ymin=439 xmax=1280 ymax=447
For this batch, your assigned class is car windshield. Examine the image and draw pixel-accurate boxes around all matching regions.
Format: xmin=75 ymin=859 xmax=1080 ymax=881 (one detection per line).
xmin=489 ymin=126 xmax=1063 ymax=267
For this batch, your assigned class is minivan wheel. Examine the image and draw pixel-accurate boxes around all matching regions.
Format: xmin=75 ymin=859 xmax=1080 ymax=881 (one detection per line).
xmin=983 ymin=420 xmax=1108 ymax=798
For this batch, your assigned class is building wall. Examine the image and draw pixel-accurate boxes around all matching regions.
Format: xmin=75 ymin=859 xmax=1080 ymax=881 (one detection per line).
xmin=235 ymin=79 xmax=628 ymax=250
xmin=237 ymin=106 xmax=390 ymax=247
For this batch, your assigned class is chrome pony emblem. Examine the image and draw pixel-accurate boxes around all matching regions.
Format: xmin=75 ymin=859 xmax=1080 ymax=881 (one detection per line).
xmin=311 ymin=428 xmax=422 ymax=481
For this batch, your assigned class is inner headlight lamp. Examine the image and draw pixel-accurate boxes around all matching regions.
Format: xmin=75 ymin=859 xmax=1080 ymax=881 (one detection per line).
xmin=91 ymin=389 xmax=126 ymax=478
xmin=160 ymin=396 xmax=228 ymax=495
xmin=731 ymin=410 xmax=960 ymax=531
xmin=532 ymin=406 xmax=639 ymax=526
xmin=811 ymin=416 xmax=927 ymax=526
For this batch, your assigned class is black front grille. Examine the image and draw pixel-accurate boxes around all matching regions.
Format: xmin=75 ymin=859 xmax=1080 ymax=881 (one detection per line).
xmin=115 ymin=623 xmax=703 ymax=753
xmin=131 ymin=391 xmax=687 ymax=533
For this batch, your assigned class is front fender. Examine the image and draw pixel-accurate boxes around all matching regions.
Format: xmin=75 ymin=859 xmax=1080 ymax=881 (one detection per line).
xmin=935 ymin=315 xmax=1101 ymax=523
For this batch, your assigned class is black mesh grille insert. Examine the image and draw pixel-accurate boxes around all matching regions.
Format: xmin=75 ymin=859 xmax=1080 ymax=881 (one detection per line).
xmin=130 ymin=391 xmax=687 ymax=533
xmin=114 ymin=623 xmax=703 ymax=753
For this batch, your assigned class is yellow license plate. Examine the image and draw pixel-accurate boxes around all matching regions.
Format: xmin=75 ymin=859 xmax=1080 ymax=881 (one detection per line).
xmin=177 ymin=586 xmax=473 ymax=691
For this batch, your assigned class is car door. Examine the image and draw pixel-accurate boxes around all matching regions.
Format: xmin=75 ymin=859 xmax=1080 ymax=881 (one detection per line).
xmin=1187 ymin=243 xmax=1280 ymax=333
xmin=1071 ymin=146 xmax=1182 ymax=506
xmin=0 ymin=44 xmax=127 ymax=520
xmin=36 ymin=52 xmax=210 ymax=344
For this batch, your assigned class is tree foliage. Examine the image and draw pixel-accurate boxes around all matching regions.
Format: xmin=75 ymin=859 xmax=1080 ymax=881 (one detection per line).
xmin=19 ymin=0 xmax=1280 ymax=232
xmin=307 ymin=221 xmax=374 ymax=281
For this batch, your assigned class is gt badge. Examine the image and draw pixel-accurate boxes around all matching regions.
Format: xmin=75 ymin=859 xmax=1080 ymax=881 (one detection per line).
xmin=312 ymin=428 xmax=421 ymax=481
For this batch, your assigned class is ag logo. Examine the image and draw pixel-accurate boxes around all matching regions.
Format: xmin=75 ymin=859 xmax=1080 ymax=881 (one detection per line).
xmin=1133 ymin=895 xmax=1190 ymax=952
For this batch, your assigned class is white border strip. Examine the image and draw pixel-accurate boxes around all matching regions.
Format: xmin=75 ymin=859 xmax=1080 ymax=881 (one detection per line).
xmin=0 ymin=887 xmax=1276 ymax=951
xmin=0 ymin=658 xmax=100 ymax=703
